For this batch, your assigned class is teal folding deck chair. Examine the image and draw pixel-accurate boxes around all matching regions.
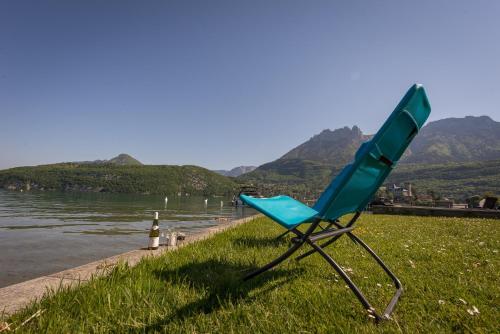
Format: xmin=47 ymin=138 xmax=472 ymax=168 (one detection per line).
xmin=240 ymin=84 xmax=431 ymax=321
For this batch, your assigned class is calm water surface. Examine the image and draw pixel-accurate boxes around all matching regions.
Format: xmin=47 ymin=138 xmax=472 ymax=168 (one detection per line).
xmin=0 ymin=190 xmax=255 ymax=288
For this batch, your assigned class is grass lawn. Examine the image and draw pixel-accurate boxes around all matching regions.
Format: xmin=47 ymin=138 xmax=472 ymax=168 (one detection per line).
xmin=3 ymin=215 xmax=499 ymax=333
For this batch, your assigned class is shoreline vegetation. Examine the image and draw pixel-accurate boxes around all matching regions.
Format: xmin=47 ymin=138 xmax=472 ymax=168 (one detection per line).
xmin=2 ymin=215 xmax=498 ymax=333
xmin=0 ymin=164 xmax=237 ymax=196
xmin=1 ymin=159 xmax=499 ymax=201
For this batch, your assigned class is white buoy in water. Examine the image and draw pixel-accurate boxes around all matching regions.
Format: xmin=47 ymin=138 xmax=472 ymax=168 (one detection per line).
xmin=220 ymin=200 xmax=223 ymax=208
xmin=165 ymin=196 xmax=168 ymax=203
xmin=204 ymin=198 xmax=208 ymax=207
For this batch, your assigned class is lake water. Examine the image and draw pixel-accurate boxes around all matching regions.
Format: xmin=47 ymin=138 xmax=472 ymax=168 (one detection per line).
xmin=0 ymin=190 xmax=255 ymax=288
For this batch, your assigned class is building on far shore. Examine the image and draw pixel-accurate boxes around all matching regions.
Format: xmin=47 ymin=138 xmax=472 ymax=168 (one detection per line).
xmin=390 ymin=183 xmax=413 ymax=203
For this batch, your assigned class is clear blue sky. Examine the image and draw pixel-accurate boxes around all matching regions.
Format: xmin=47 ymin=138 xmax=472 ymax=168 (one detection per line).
xmin=1 ymin=0 xmax=499 ymax=170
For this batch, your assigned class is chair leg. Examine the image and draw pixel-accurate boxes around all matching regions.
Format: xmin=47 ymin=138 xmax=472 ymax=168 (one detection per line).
xmin=305 ymin=233 xmax=402 ymax=321
xmin=295 ymin=213 xmax=360 ymax=262
xmin=275 ymin=222 xmax=332 ymax=241
xmin=295 ymin=232 xmax=342 ymax=261
xmin=243 ymin=240 xmax=305 ymax=281
xmin=306 ymin=240 xmax=375 ymax=311
xmin=319 ymin=222 xmax=333 ymax=231
xmin=275 ymin=229 xmax=291 ymax=240
xmin=245 ymin=220 xmax=322 ymax=281
xmin=344 ymin=232 xmax=403 ymax=319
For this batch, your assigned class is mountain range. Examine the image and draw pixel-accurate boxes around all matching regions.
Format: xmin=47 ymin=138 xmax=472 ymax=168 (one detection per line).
xmin=214 ymin=166 xmax=257 ymax=177
xmin=405 ymin=116 xmax=500 ymax=163
xmin=271 ymin=116 xmax=499 ymax=167
xmin=240 ymin=116 xmax=500 ymax=199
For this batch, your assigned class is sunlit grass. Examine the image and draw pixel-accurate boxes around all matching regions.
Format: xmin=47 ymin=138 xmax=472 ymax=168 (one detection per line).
xmin=3 ymin=215 xmax=498 ymax=333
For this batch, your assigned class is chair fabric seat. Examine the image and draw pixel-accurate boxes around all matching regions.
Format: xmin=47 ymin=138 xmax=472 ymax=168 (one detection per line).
xmin=240 ymin=194 xmax=318 ymax=229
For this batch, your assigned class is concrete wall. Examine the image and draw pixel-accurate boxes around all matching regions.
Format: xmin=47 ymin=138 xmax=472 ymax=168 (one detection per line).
xmin=371 ymin=205 xmax=500 ymax=219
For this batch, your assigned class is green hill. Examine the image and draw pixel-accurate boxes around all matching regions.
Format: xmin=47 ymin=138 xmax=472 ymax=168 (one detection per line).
xmin=0 ymin=163 xmax=236 ymax=196
xmin=75 ymin=153 xmax=143 ymax=166
xmin=107 ymin=154 xmax=143 ymax=166
xmin=386 ymin=160 xmax=500 ymax=199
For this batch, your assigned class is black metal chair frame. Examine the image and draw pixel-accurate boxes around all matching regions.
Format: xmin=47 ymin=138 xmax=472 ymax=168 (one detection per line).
xmin=244 ymin=212 xmax=402 ymax=321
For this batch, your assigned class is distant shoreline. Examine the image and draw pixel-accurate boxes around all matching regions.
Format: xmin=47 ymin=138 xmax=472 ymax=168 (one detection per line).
xmin=0 ymin=163 xmax=237 ymax=196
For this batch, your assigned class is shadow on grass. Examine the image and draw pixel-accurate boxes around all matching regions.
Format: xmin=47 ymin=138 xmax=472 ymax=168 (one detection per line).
xmin=144 ymin=259 xmax=304 ymax=331
xmin=231 ymin=235 xmax=290 ymax=248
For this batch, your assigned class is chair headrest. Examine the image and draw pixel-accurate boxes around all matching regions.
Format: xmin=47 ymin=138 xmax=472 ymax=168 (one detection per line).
xmin=313 ymin=84 xmax=431 ymax=220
